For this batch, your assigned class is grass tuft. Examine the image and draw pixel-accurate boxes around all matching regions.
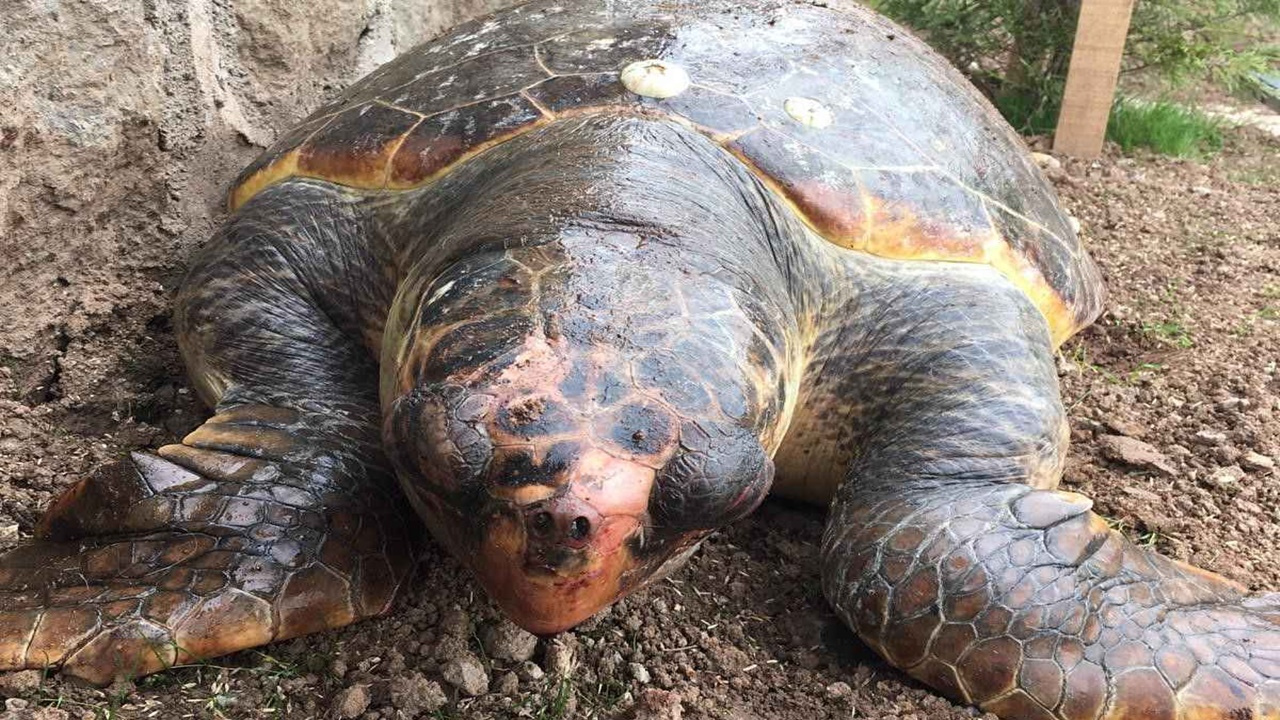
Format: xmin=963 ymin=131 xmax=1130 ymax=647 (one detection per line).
xmin=1107 ymin=98 xmax=1225 ymax=157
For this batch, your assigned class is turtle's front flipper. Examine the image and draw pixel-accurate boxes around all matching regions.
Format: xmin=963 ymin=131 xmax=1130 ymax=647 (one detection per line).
xmin=820 ymin=264 xmax=1280 ymax=719
xmin=0 ymin=183 xmax=412 ymax=684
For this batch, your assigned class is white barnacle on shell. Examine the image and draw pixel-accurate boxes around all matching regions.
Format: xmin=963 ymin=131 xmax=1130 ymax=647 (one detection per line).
xmin=620 ymin=59 xmax=691 ymax=99
xmin=783 ymin=96 xmax=835 ymax=129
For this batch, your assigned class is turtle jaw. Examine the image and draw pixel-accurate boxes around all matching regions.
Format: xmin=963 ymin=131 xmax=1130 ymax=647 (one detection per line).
xmin=474 ymin=513 xmax=639 ymax=635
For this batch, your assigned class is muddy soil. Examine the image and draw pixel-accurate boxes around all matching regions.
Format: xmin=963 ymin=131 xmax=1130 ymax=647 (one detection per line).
xmin=0 ymin=75 xmax=1277 ymax=720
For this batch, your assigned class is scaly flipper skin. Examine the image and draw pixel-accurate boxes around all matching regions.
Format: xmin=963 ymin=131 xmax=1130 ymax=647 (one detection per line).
xmin=0 ymin=183 xmax=412 ymax=684
xmin=819 ymin=261 xmax=1280 ymax=720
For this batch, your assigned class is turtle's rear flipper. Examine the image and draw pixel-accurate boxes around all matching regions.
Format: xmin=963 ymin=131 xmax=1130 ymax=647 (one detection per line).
xmin=0 ymin=182 xmax=410 ymax=684
xmin=820 ymin=267 xmax=1280 ymax=719
xmin=0 ymin=408 xmax=412 ymax=685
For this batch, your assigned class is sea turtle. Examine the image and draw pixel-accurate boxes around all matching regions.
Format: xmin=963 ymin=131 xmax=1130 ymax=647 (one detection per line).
xmin=1 ymin=0 xmax=1277 ymax=717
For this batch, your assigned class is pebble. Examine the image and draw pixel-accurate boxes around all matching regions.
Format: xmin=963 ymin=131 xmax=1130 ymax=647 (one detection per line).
xmin=599 ymin=649 xmax=625 ymax=675
xmin=493 ymin=671 xmax=520 ymax=696
xmin=1243 ymin=452 xmax=1275 ymax=471
xmin=389 ymin=672 xmax=447 ymax=714
xmin=1206 ymin=466 xmax=1245 ymax=489
xmin=0 ymin=669 xmax=42 ymax=695
xmin=1193 ymin=429 xmax=1228 ymax=446
xmin=441 ymin=654 xmax=489 ymax=697
xmin=480 ymin=619 xmax=539 ymax=662
xmin=517 ymin=660 xmax=546 ymax=683
xmin=1097 ymin=435 xmax=1176 ymax=476
xmin=438 ymin=607 xmax=471 ymax=637
xmin=630 ymin=662 xmax=652 ymax=684
xmin=543 ymin=637 xmax=576 ymax=676
xmin=1031 ymin=151 xmax=1062 ymax=170
xmin=1103 ymin=416 xmax=1146 ymax=438
xmin=624 ymin=688 xmax=684 ymax=720
xmin=825 ymin=681 xmax=853 ymax=699
xmin=6 ymin=698 xmax=30 ymax=711
xmin=333 ymin=685 xmax=370 ymax=719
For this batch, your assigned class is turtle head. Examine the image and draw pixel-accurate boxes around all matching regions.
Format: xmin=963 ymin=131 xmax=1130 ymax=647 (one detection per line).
xmin=382 ymin=236 xmax=796 ymax=634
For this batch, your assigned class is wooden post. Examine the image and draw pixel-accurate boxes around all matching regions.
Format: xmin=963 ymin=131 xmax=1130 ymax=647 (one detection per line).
xmin=1053 ymin=0 xmax=1136 ymax=157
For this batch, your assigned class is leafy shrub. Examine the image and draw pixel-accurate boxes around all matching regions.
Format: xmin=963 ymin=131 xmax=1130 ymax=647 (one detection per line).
xmin=868 ymin=0 xmax=1280 ymax=135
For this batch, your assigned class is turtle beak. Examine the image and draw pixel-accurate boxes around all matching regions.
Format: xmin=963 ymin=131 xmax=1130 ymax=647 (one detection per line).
xmin=471 ymin=449 xmax=654 ymax=634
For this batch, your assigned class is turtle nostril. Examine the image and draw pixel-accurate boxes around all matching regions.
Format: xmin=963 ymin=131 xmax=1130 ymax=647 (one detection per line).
xmin=568 ymin=515 xmax=591 ymax=541
xmin=531 ymin=511 xmax=555 ymax=537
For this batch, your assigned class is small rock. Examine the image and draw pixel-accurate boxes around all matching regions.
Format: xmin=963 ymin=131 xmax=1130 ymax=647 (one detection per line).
xmin=389 ymin=672 xmax=447 ymax=714
xmin=517 ymin=660 xmax=546 ymax=683
xmin=31 ymin=707 xmax=70 ymax=720
xmin=438 ymin=607 xmax=471 ymax=637
xmin=1056 ymin=355 xmax=1080 ymax=376
xmin=598 ymin=649 xmax=625 ymax=675
xmin=333 ymin=685 xmax=370 ymax=719
xmin=493 ymin=671 xmax=520 ymax=696
xmin=1242 ymin=452 xmax=1276 ymax=472
xmin=1193 ymin=430 xmax=1228 ymax=446
xmin=1102 ymin=416 xmax=1146 ymax=438
xmin=1031 ymin=151 xmax=1062 ymax=170
xmin=1066 ymin=214 xmax=1082 ymax=234
xmin=825 ymin=681 xmax=853 ymax=699
xmin=480 ymin=620 xmax=539 ymax=662
xmin=441 ymin=654 xmax=489 ymax=697
xmin=629 ymin=662 xmax=651 ymax=684
xmin=623 ymin=688 xmax=684 ymax=720
xmin=6 ymin=698 xmax=30 ymax=711
xmin=1206 ymin=466 xmax=1245 ymax=489
xmin=1121 ymin=486 xmax=1163 ymax=504
xmin=1097 ymin=435 xmax=1176 ymax=476
xmin=329 ymin=659 xmax=348 ymax=678
xmin=432 ymin=634 xmax=470 ymax=662
xmin=1191 ymin=185 xmax=1213 ymax=195
xmin=0 ymin=669 xmax=42 ymax=695
xmin=543 ymin=636 xmax=576 ymax=676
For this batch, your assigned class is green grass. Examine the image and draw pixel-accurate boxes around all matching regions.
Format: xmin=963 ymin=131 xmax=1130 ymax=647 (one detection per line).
xmin=1107 ymin=98 xmax=1225 ymax=157
xmin=996 ymin=88 xmax=1226 ymax=158
xmin=1141 ymin=320 xmax=1195 ymax=348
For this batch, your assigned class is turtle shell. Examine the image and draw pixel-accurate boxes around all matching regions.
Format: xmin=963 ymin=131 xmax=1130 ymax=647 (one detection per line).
xmin=230 ymin=0 xmax=1103 ymax=346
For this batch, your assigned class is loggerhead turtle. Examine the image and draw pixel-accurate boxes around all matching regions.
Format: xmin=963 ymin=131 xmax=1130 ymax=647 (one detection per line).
xmin=1 ymin=1 xmax=1278 ymax=718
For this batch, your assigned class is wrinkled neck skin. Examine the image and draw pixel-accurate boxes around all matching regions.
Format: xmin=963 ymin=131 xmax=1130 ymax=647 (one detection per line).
xmin=376 ymin=114 xmax=820 ymax=633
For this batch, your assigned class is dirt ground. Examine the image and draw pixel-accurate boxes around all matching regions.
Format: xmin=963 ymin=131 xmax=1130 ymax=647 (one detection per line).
xmin=0 ymin=93 xmax=1278 ymax=720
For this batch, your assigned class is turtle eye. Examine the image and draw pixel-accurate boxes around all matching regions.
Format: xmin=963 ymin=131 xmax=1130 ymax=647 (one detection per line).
xmin=385 ymin=384 xmax=493 ymax=494
xmin=648 ymin=423 xmax=773 ymax=533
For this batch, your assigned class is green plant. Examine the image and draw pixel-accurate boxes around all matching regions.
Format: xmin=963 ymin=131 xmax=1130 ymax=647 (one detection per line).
xmin=1142 ymin=320 xmax=1195 ymax=348
xmin=866 ymin=0 xmax=1077 ymax=134
xmin=1126 ymin=0 xmax=1280 ymax=95
xmin=866 ymin=0 xmax=1280 ymax=135
xmin=1107 ymin=98 xmax=1225 ymax=156
xmin=536 ymin=677 xmax=576 ymax=720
